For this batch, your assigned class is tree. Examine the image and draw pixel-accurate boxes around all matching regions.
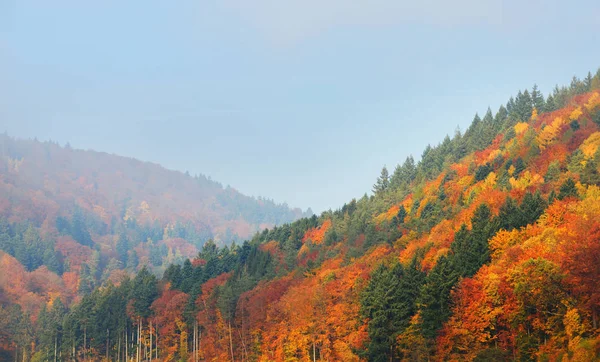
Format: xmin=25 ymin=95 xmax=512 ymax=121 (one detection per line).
xmin=419 ymin=256 xmax=459 ymax=339
xmin=360 ymin=259 xmax=425 ymax=361
xmin=116 ymin=231 xmax=129 ymax=264
xmin=558 ymin=178 xmax=578 ymax=200
xmin=545 ymin=93 xmax=556 ymax=112
xmin=373 ymin=166 xmax=390 ymax=195
xmin=531 ymin=84 xmax=545 ymax=111
xmin=545 ymin=161 xmax=561 ymax=182
xmin=519 ymin=192 xmax=547 ymax=226
xmin=129 ymin=266 xmax=158 ymax=318
xmin=71 ymin=208 xmax=94 ymax=247
xmin=126 ymin=250 xmax=139 ymax=271
xmin=581 ymin=157 xmax=600 ymax=185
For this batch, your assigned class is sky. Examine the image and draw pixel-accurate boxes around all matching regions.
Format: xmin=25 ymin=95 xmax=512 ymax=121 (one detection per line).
xmin=1 ymin=1 xmax=599 ymax=213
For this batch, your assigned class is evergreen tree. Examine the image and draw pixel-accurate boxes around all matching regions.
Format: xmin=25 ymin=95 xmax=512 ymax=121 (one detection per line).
xmin=531 ymin=84 xmax=545 ymax=111
xmin=496 ymin=197 xmax=521 ymax=231
xmin=558 ymin=178 xmax=579 ymax=200
xmin=43 ymin=248 xmax=63 ymax=275
xmin=585 ymin=71 xmax=593 ymax=91
xmin=129 ymin=267 xmax=158 ymax=318
xmin=495 ymin=105 xmax=508 ymax=126
xmin=418 ymin=256 xmax=458 ymax=339
xmin=126 ymin=250 xmax=139 ymax=271
xmin=179 ymin=259 xmax=194 ymax=293
xmin=116 ymin=231 xmax=129 ymax=264
xmin=519 ymin=192 xmax=547 ymax=226
xmin=360 ymin=260 xmax=424 ymax=362
xmin=71 ymin=208 xmax=94 ymax=247
xmin=545 ymin=93 xmax=556 ymax=112
xmin=78 ymin=264 xmax=95 ymax=294
xmin=372 ymin=166 xmax=390 ymax=195
xmin=514 ymin=157 xmax=526 ymax=176
xmin=545 ymin=161 xmax=561 ymax=182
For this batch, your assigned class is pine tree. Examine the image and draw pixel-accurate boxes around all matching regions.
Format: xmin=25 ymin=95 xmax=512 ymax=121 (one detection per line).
xmin=584 ymin=72 xmax=593 ymax=91
xmin=116 ymin=231 xmax=129 ymax=264
xmin=360 ymin=261 xmax=424 ymax=362
xmin=519 ymin=192 xmax=547 ymax=226
xmin=372 ymin=166 xmax=390 ymax=195
xmin=545 ymin=93 xmax=556 ymax=112
xmin=418 ymin=256 xmax=458 ymax=339
xmin=558 ymin=178 xmax=578 ymax=200
xmin=531 ymin=84 xmax=545 ymax=111
xmin=129 ymin=267 xmax=158 ymax=318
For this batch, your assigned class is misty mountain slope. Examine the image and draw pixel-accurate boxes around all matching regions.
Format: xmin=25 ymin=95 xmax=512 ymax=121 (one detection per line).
xmin=0 ymin=135 xmax=310 ymax=330
xmin=0 ymin=135 xmax=309 ymax=239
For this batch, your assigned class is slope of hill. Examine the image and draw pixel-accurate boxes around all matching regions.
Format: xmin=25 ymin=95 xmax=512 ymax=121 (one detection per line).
xmin=2 ymin=69 xmax=600 ymax=361
xmin=0 ymin=136 xmax=310 ymax=353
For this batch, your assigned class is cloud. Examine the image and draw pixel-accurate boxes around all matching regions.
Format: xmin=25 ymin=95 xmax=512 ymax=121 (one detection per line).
xmin=221 ymin=0 xmax=503 ymax=44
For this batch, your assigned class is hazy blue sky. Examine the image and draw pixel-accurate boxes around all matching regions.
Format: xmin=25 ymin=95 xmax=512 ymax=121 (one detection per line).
xmin=1 ymin=1 xmax=599 ymax=213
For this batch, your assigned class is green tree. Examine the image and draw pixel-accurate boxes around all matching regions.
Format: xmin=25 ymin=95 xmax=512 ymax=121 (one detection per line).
xmin=531 ymin=84 xmax=545 ymax=111
xmin=129 ymin=267 xmax=158 ymax=318
xmin=558 ymin=178 xmax=578 ymax=200
xmin=71 ymin=208 xmax=94 ymax=247
xmin=418 ymin=256 xmax=459 ymax=339
xmin=361 ymin=259 xmax=425 ymax=362
xmin=545 ymin=161 xmax=561 ymax=182
xmin=116 ymin=231 xmax=129 ymax=264
xmin=126 ymin=250 xmax=139 ymax=271
xmin=373 ymin=166 xmax=390 ymax=195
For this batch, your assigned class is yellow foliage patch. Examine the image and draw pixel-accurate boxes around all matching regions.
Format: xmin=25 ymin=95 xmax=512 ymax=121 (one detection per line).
xmin=514 ymin=122 xmax=529 ymax=135
xmin=509 ymin=171 xmax=543 ymax=191
xmin=569 ymin=107 xmax=583 ymax=121
xmin=584 ymin=92 xmax=600 ymax=112
xmin=579 ymin=132 xmax=600 ymax=159
xmin=536 ymin=117 xmax=568 ymax=150
xmin=484 ymin=172 xmax=497 ymax=188
xmin=486 ymin=149 xmax=503 ymax=163
xmin=530 ymin=108 xmax=539 ymax=122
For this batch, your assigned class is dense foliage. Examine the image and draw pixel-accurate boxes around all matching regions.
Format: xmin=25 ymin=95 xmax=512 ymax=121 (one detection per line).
xmin=2 ymin=68 xmax=600 ymax=361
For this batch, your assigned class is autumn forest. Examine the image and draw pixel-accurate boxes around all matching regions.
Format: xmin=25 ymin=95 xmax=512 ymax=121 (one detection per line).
xmin=2 ymin=69 xmax=600 ymax=361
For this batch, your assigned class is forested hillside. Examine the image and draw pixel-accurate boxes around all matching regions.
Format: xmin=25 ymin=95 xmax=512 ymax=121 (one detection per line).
xmin=0 ymin=137 xmax=310 ymax=359
xmin=2 ymin=69 xmax=600 ymax=361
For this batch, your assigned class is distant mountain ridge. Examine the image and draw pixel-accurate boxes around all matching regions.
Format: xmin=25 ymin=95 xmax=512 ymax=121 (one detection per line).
xmin=0 ymin=135 xmax=310 ymax=294
xmin=0 ymin=134 xmax=310 ymax=241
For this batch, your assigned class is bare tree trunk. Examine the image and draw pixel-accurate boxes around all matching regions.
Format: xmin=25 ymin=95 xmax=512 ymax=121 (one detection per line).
xmin=237 ymin=328 xmax=248 ymax=362
xmin=193 ymin=321 xmax=196 ymax=362
xmin=192 ymin=322 xmax=194 ymax=362
xmin=54 ymin=334 xmax=57 ymax=362
xmin=106 ymin=328 xmax=110 ymax=360
xmin=84 ymin=325 xmax=87 ymax=362
xmin=125 ymin=327 xmax=128 ymax=362
xmin=229 ymin=321 xmax=235 ymax=362
xmin=137 ymin=320 xmax=140 ymax=362
xmin=136 ymin=318 xmax=142 ymax=362
xmin=150 ymin=320 xmax=153 ymax=362
xmin=313 ymin=337 xmax=316 ymax=362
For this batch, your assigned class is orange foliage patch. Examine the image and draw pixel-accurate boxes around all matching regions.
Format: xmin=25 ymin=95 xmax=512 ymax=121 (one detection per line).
xmin=302 ymin=219 xmax=332 ymax=245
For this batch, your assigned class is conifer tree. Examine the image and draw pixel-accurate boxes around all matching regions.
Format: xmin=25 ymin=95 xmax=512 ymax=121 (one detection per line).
xmin=531 ymin=84 xmax=545 ymax=111
xmin=372 ymin=166 xmax=390 ymax=195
